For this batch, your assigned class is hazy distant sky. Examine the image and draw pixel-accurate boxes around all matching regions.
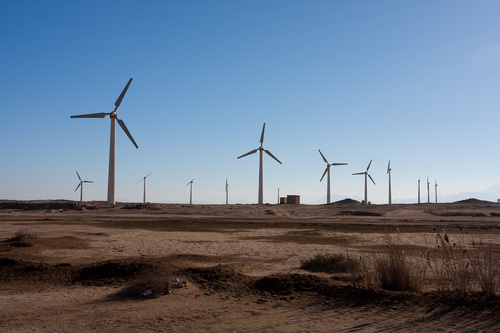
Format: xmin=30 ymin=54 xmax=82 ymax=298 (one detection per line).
xmin=1 ymin=0 xmax=499 ymax=204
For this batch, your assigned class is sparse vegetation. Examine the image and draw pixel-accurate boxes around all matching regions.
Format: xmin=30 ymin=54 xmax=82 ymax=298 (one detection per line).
xmin=302 ymin=231 xmax=500 ymax=295
xmin=300 ymin=253 xmax=360 ymax=274
xmin=425 ymin=231 xmax=500 ymax=297
xmin=7 ymin=228 xmax=38 ymax=247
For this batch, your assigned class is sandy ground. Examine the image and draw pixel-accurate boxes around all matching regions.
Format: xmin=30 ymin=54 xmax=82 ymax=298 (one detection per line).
xmin=1 ymin=200 xmax=500 ymax=332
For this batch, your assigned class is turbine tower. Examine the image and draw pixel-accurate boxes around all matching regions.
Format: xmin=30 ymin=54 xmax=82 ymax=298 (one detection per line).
xmin=277 ymin=187 xmax=280 ymax=204
xmin=225 ymin=178 xmax=229 ymax=205
xmin=427 ymin=177 xmax=430 ymax=203
xmin=318 ymin=149 xmax=347 ymax=204
xmin=71 ymin=78 xmax=138 ymax=205
xmin=187 ymin=179 xmax=194 ymax=205
xmin=353 ymin=160 xmax=375 ymax=204
xmin=139 ymin=173 xmax=152 ymax=204
xmin=435 ymin=180 xmax=438 ymax=204
xmin=418 ymin=177 xmax=421 ymax=204
xmin=74 ymin=171 xmax=93 ymax=202
xmin=387 ymin=160 xmax=392 ymax=205
xmin=237 ymin=123 xmax=282 ymax=204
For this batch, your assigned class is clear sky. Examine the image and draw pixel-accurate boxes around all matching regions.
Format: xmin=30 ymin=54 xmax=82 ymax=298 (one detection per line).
xmin=1 ymin=0 xmax=499 ymax=204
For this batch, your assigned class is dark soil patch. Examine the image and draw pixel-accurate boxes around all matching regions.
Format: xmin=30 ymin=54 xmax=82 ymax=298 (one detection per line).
xmin=339 ymin=211 xmax=383 ymax=217
xmin=74 ymin=261 xmax=154 ymax=286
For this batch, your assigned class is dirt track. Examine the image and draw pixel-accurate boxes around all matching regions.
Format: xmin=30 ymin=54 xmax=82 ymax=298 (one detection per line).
xmin=1 ymin=200 xmax=500 ymax=332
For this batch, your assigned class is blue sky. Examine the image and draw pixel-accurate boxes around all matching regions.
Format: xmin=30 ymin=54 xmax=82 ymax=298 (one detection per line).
xmin=1 ymin=0 xmax=499 ymax=204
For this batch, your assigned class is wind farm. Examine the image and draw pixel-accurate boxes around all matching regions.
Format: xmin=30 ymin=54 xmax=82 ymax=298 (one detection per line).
xmin=2 ymin=2 xmax=500 ymax=332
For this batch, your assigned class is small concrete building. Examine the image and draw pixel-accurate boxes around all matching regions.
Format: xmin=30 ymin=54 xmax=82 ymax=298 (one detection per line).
xmin=286 ymin=195 xmax=300 ymax=205
xmin=280 ymin=197 xmax=287 ymax=204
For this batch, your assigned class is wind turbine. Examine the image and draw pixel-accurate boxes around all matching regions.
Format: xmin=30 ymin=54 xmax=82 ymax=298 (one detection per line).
xmin=71 ymin=78 xmax=138 ymax=205
xmin=387 ymin=160 xmax=392 ymax=205
xmin=277 ymin=187 xmax=280 ymax=204
xmin=187 ymin=179 xmax=194 ymax=205
xmin=418 ymin=177 xmax=421 ymax=204
xmin=318 ymin=149 xmax=347 ymax=204
xmin=237 ymin=123 xmax=282 ymax=204
xmin=138 ymin=173 xmax=152 ymax=204
xmin=74 ymin=171 xmax=93 ymax=202
xmin=427 ymin=177 xmax=430 ymax=203
xmin=225 ymin=178 xmax=229 ymax=205
xmin=353 ymin=160 xmax=375 ymax=204
xmin=435 ymin=180 xmax=438 ymax=204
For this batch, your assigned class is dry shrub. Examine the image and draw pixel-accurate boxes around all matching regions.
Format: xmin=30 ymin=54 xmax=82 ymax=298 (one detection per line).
xmin=374 ymin=234 xmax=426 ymax=292
xmin=12 ymin=228 xmax=38 ymax=241
xmin=7 ymin=228 xmax=38 ymax=247
xmin=469 ymin=241 xmax=500 ymax=297
xmin=300 ymin=253 xmax=359 ymax=274
xmin=425 ymin=231 xmax=500 ymax=296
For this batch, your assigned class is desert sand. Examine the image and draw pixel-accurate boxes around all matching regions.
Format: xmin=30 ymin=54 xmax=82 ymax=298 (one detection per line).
xmin=1 ymin=199 xmax=500 ymax=332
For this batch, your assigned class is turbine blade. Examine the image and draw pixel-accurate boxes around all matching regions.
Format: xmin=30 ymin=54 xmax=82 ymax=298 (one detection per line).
xmin=76 ymin=171 xmax=81 ymax=181
xmin=237 ymin=148 xmax=258 ymax=159
xmin=320 ymin=167 xmax=328 ymax=182
xmin=117 ymin=119 xmax=139 ymax=148
xmin=366 ymin=159 xmax=372 ymax=171
xmin=318 ymin=149 xmax=328 ymax=164
xmin=368 ymin=174 xmax=376 ymax=185
xmin=352 ymin=172 xmax=364 ymax=175
xmin=260 ymin=123 xmax=266 ymax=146
xmin=84 ymin=181 xmax=94 ymax=183
xmin=330 ymin=163 xmax=347 ymax=166
xmin=144 ymin=172 xmax=152 ymax=179
xmin=74 ymin=183 xmax=81 ymax=192
xmin=186 ymin=178 xmax=194 ymax=186
xmin=265 ymin=149 xmax=282 ymax=164
xmin=71 ymin=112 xmax=108 ymax=118
xmin=115 ymin=78 xmax=133 ymax=109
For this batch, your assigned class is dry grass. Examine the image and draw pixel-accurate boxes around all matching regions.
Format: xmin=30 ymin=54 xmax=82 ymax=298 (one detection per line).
xmin=300 ymin=253 xmax=360 ymax=274
xmin=7 ymin=228 xmax=38 ymax=247
xmin=426 ymin=231 xmax=500 ymax=297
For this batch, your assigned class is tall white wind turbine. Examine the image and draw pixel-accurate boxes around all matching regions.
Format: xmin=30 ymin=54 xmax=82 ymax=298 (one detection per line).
xmin=187 ymin=179 xmax=194 ymax=205
xmin=418 ymin=177 xmax=421 ymax=204
xmin=387 ymin=160 xmax=392 ymax=205
xmin=225 ymin=178 xmax=229 ymax=205
xmin=74 ymin=171 xmax=93 ymax=202
xmin=353 ymin=160 xmax=375 ymax=204
xmin=427 ymin=177 xmax=430 ymax=203
xmin=435 ymin=180 xmax=438 ymax=204
xmin=71 ymin=78 xmax=138 ymax=205
xmin=318 ymin=149 xmax=347 ymax=204
xmin=138 ymin=173 xmax=152 ymax=204
xmin=237 ymin=123 xmax=282 ymax=204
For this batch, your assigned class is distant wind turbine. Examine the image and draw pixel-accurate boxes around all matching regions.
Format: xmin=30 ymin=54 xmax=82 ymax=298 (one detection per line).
xmin=435 ymin=180 xmax=438 ymax=204
xmin=318 ymin=149 xmax=347 ymax=204
xmin=427 ymin=177 xmax=430 ymax=203
xmin=387 ymin=160 xmax=392 ymax=205
xmin=71 ymin=78 xmax=138 ymax=205
xmin=237 ymin=123 xmax=282 ymax=204
xmin=187 ymin=179 xmax=194 ymax=205
xmin=277 ymin=187 xmax=280 ymax=204
xmin=225 ymin=178 xmax=229 ymax=205
xmin=353 ymin=160 xmax=375 ymax=204
xmin=74 ymin=171 xmax=93 ymax=202
xmin=418 ymin=177 xmax=421 ymax=204
xmin=138 ymin=173 xmax=152 ymax=204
